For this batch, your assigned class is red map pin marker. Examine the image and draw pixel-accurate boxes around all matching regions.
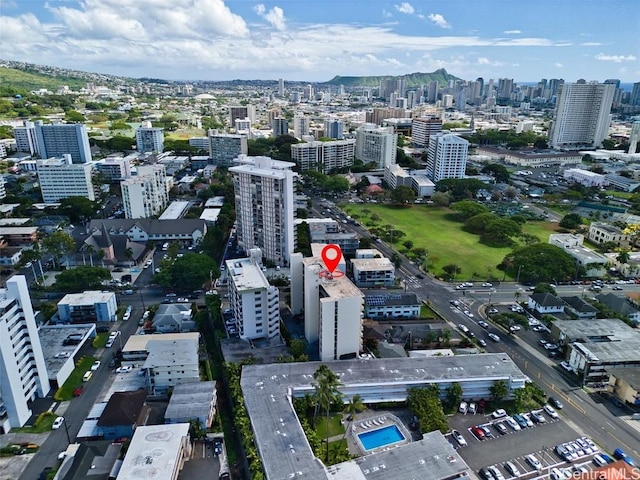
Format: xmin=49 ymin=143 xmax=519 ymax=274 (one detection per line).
xmin=321 ymin=244 xmax=342 ymax=273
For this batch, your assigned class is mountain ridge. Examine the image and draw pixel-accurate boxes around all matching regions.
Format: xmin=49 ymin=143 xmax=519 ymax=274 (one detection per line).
xmin=323 ymin=69 xmax=461 ymax=87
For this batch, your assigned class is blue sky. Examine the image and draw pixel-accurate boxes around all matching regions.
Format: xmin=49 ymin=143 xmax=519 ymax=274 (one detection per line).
xmin=1 ymin=0 xmax=638 ymax=83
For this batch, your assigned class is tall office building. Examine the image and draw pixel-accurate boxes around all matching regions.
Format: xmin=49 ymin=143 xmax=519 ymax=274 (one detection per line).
xmin=293 ymin=115 xmax=310 ymax=139
xmin=0 ymin=276 xmax=50 ymax=433
xmin=324 ymin=118 xmax=345 ymax=140
xmin=355 ymin=124 xmax=397 ymax=169
xmin=411 ymin=117 xmax=443 ymax=147
xmin=549 ymin=82 xmax=615 ymax=150
xmin=629 ymin=122 xmax=640 ymax=155
xmin=209 ymin=133 xmax=248 ymax=166
xmin=135 ymin=121 xmax=164 ymax=153
xmin=121 ymin=164 xmax=168 ymax=219
xmin=630 ymin=82 xmax=640 ymax=107
xmin=271 ymin=117 xmax=289 ymax=137
xmin=292 ymin=250 xmax=363 ymax=362
xmin=13 ymin=121 xmax=40 ymax=156
xmin=36 ymin=155 xmax=95 ymax=203
xmin=226 ymin=249 xmax=280 ymax=340
xmin=278 ymin=78 xmax=285 ymax=96
xmin=229 ymin=105 xmax=256 ymax=125
xmin=291 ymin=139 xmax=356 ymax=173
xmin=34 ymin=121 xmax=92 ymax=163
xmin=426 ymin=134 xmax=468 ymax=182
xmin=230 ymin=155 xmax=296 ymax=266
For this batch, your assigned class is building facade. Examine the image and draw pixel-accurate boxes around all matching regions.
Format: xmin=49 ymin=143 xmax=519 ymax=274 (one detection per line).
xmin=411 ymin=117 xmax=443 ymax=147
xmin=121 ymin=164 xmax=169 ymax=219
xmin=135 ymin=121 xmax=164 ymax=153
xmin=36 ymin=155 xmax=95 ymax=203
xmin=226 ymin=249 xmax=280 ymax=340
xmin=209 ymin=133 xmax=248 ymax=166
xmin=324 ymin=118 xmax=345 ymax=139
xmin=271 ymin=117 xmax=289 ymax=137
xmin=13 ymin=121 xmax=40 ymax=156
xmin=549 ymin=82 xmax=615 ymax=150
xmin=230 ymin=155 xmax=296 ymax=266
xmin=34 ymin=121 xmax=92 ymax=163
xmin=57 ymin=291 xmax=118 ymax=323
xmin=0 ymin=276 xmax=50 ymax=433
xmin=290 ymin=139 xmax=356 ymax=173
xmin=426 ymin=134 xmax=469 ymax=182
xmin=355 ymin=123 xmax=397 ymax=169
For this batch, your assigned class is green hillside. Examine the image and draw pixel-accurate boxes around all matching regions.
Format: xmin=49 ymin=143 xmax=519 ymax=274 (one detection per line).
xmin=0 ymin=67 xmax=88 ymax=94
xmin=323 ymin=69 xmax=460 ymax=87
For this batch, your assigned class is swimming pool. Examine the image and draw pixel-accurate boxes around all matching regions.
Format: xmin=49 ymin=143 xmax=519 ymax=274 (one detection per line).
xmin=357 ymin=425 xmax=405 ymax=451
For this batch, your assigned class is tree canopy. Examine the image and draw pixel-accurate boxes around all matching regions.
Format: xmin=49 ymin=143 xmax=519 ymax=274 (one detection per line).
xmin=481 ymin=163 xmax=510 ymax=183
xmin=436 ymin=178 xmax=487 ymax=201
xmin=53 ymin=266 xmax=111 ymax=291
xmin=451 ymin=200 xmax=488 ymax=219
xmin=407 ymin=386 xmax=448 ymax=434
xmin=500 ymin=243 xmax=577 ymax=283
xmin=58 ymin=197 xmax=100 ymax=224
xmin=559 ymin=213 xmax=583 ymax=229
xmin=390 ymin=185 xmax=416 ymax=205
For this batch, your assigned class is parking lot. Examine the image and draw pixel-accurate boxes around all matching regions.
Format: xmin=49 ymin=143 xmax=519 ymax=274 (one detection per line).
xmin=446 ymin=406 xmax=606 ymax=479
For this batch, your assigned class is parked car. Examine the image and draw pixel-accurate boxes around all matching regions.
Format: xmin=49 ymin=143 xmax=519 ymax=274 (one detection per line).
xmin=513 ymin=413 xmax=528 ymax=429
xmin=505 ymin=416 xmax=521 ymax=431
xmin=116 ymin=365 xmax=133 ymax=373
xmin=530 ymin=410 xmax=546 ymax=423
xmin=458 ymin=401 xmax=468 ymax=414
xmin=504 ymin=461 xmax=521 ymax=476
xmin=491 ymin=409 xmax=507 ymax=419
xmin=493 ymin=422 xmax=508 ymax=435
xmin=487 ymin=466 xmax=505 ymax=480
xmin=82 ymin=371 xmax=93 ymax=382
xmin=451 ymin=429 xmax=467 ymax=447
xmin=471 ymin=426 xmax=486 ymax=440
xmin=479 ymin=467 xmax=495 ymax=480
xmin=468 ymin=402 xmax=477 ymax=414
xmin=543 ymin=405 xmax=559 ymax=419
xmin=526 ymin=454 xmax=542 ymax=470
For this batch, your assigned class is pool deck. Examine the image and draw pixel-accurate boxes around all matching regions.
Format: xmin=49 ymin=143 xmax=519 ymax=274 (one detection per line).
xmin=349 ymin=413 xmax=411 ymax=455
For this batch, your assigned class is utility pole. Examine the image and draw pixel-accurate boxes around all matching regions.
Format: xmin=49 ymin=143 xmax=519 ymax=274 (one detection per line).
xmin=516 ymin=265 xmax=524 ymax=284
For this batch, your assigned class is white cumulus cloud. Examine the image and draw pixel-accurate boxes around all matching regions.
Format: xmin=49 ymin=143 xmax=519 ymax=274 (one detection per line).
xmin=503 ymin=30 xmax=522 ymax=35
xmin=395 ymin=3 xmax=415 ymax=14
xmin=595 ymin=53 xmax=636 ymax=63
xmin=555 ymin=62 xmax=564 ymax=67
xmin=254 ymin=4 xmax=286 ymax=31
xmin=427 ymin=13 xmax=450 ymax=29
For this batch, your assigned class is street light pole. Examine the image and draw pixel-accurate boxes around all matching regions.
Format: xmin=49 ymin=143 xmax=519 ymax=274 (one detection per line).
xmin=516 ymin=265 xmax=524 ymax=284
xmin=63 ymin=419 xmax=72 ymax=445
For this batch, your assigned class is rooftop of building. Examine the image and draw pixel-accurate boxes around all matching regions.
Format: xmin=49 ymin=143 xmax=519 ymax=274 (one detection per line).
xmin=164 ymin=381 xmax=216 ymax=422
xmin=241 ymin=354 xmax=524 ymax=480
xmin=122 ymin=332 xmax=199 ymax=354
xmin=97 ymin=390 xmax=147 ymax=427
xmin=351 ymin=257 xmax=395 ymax=271
xmin=364 ymin=292 xmax=420 ymax=307
xmin=39 ymin=324 xmax=96 ymax=377
xmin=606 ymin=367 xmax=640 ymax=391
xmin=226 ymin=257 xmax=270 ymax=291
xmin=59 ymin=290 xmax=115 ymax=306
xmin=554 ymin=318 xmax=640 ymax=363
xmin=143 ymin=338 xmax=199 ymax=368
xmin=561 ymin=296 xmax=599 ymax=313
xmin=529 ymin=292 xmax=565 ymax=307
xmin=56 ymin=441 xmax=122 ymax=480
xmin=158 ymin=201 xmax=190 ymax=220
xmin=590 ymin=222 xmax=625 ymax=234
xmin=117 ymin=424 xmax=190 ymax=480
xmin=87 ymin=218 xmax=206 ymax=236
xmin=204 ymin=196 xmax=225 ymax=208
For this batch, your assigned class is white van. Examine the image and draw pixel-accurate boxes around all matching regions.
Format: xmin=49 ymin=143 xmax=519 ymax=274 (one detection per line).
xmin=82 ymin=371 xmax=93 ymax=382
xmin=162 ymin=242 xmax=169 ymax=251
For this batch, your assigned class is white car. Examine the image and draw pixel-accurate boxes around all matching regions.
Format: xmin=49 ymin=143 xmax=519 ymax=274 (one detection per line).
xmin=487 ymin=466 xmax=505 ymax=480
xmin=90 ymin=360 xmax=101 ymax=371
xmin=52 ymin=416 xmax=65 ymax=430
xmin=505 ymin=416 xmax=521 ymax=431
xmin=458 ymin=401 xmax=468 ymax=414
xmin=504 ymin=462 xmax=521 ymax=477
xmin=116 ymin=365 xmax=133 ymax=373
xmin=482 ymin=282 xmax=493 ymax=287
xmin=468 ymin=402 xmax=477 ymax=414
xmin=491 ymin=409 xmax=507 ymax=419
xmin=451 ymin=429 xmax=467 ymax=447
xmin=526 ymin=454 xmax=542 ymax=470
xmin=488 ymin=333 xmax=500 ymax=342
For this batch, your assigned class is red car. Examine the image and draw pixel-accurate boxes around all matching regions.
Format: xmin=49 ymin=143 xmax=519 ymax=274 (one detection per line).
xmin=471 ymin=426 xmax=486 ymax=440
xmin=73 ymin=386 xmax=84 ymax=397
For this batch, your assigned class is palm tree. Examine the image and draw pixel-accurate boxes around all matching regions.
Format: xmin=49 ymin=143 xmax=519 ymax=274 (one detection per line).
xmin=312 ymin=365 xmax=343 ymax=461
xmin=125 ymin=247 xmax=134 ymax=268
xmin=86 ymin=244 xmax=95 ymax=267
xmin=341 ymin=394 xmax=365 ymax=442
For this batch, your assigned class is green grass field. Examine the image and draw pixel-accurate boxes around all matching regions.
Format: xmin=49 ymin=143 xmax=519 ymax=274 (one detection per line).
xmin=54 ymin=356 xmax=97 ymax=401
xmin=341 ymin=204 xmax=560 ymax=281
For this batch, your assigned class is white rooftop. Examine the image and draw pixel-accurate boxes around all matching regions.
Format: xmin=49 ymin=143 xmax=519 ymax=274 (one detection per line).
xmin=59 ymin=290 xmax=115 ymax=305
xmin=226 ymin=257 xmax=270 ymax=291
xmin=117 ymin=423 xmax=190 ymax=480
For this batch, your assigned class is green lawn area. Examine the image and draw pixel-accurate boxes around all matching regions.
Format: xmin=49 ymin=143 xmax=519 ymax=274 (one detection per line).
xmin=11 ymin=411 xmax=58 ymax=433
xmin=604 ymin=190 xmax=633 ymax=199
xmin=54 ymin=356 xmax=97 ymax=401
xmin=342 ymin=204 xmax=560 ymax=281
xmin=92 ymin=332 xmax=108 ymax=348
xmin=314 ymin=413 xmax=344 ymax=439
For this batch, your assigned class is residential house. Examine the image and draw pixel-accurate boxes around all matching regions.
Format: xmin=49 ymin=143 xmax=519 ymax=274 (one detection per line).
xmin=96 ymin=390 xmax=150 ymax=440
xmin=561 ymin=296 xmax=599 ymax=319
xmin=164 ymin=381 xmax=217 ymax=428
xmin=55 ymin=441 xmax=123 ymax=480
xmin=527 ymin=293 xmax=565 ymax=315
xmin=151 ymin=303 xmax=196 ymax=333
xmin=607 ymin=368 xmax=640 ymax=406
xmin=595 ymin=293 xmax=640 ymax=325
